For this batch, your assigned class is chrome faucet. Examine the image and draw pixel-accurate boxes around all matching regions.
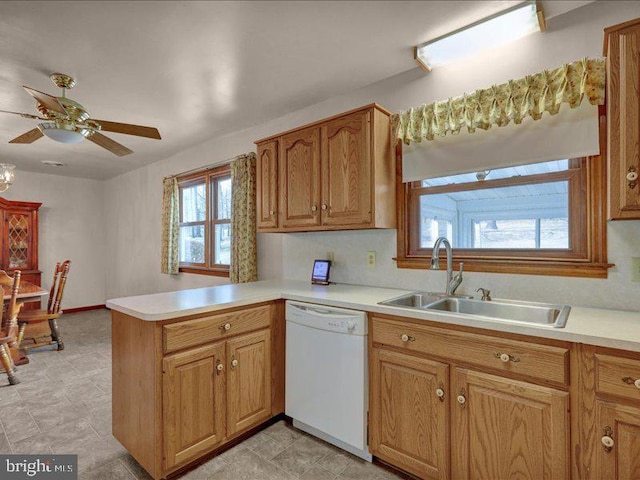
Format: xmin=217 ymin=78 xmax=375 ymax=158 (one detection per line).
xmin=430 ymin=237 xmax=463 ymax=295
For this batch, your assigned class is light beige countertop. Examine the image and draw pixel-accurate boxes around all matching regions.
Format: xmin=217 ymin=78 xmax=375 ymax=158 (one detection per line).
xmin=106 ymin=279 xmax=640 ymax=352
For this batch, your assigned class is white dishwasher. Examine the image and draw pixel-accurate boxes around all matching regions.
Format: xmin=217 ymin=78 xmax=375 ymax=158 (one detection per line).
xmin=285 ymin=300 xmax=371 ymax=461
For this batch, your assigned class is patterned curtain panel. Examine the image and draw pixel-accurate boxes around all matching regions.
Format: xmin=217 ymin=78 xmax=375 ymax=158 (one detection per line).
xmin=160 ymin=177 xmax=180 ymax=275
xmin=230 ymin=153 xmax=258 ymax=284
xmin=392 ymin=57 xmax=605 ymax=145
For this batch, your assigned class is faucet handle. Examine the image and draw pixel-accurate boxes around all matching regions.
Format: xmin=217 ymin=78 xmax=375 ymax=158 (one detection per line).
xmin=476 ymin=288 xmax=491 ymax=301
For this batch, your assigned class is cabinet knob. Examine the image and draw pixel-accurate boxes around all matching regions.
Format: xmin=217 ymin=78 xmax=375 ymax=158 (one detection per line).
xmin=269 ymin=210 xmax=275 ymax=216
xmin=311 ymin=204 xmax=318 ymax=212
xmin=231 ymin=359 xmax=238 ymax=368
xmin=494 ymin=352 xmax=520 ymax=363
xmin=627 ymin=171 xmax=639 ymax=181
xmin=436 ymin=388 xmax=445 ymax=400
xmin=400 ymin=334 xmax=415 ymax=342
xmin=602 ymin=426 xmax=614 ymax=452
xmin=219 ymin=323 xmax=231 ymax=331
xmin=216 ymin=363 xmax=224 ymax=372
xmin=621 ymin=376 xmax=640 ymax=389
xmin=457 ymin=394 xmax=466 ymax=406
xmin=321 ymin=204 xmax=328 ymax=210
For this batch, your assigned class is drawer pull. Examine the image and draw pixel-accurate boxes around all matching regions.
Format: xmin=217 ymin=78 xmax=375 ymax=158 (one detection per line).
xmin=621 ymin=376 xmax=640 ymax=389
xmin=400 ymin=334 xmax=416 ymax=342
xmin=436 ymin=382 xmax=445 ymax=402
xmin=602 ymin=426 xmax=614 ymax=452
xmin=219 ymin=323 xmax=231 ymax=331
xmin=494 ymin=352 xmax=520 ymax=363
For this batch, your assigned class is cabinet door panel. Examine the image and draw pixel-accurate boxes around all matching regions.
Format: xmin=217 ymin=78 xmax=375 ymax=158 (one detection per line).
xmin=596 ymin=401 xmax=640 ymax=480
xmin=370 ymin=348 xmax=449 ymax=480
xmin=163 ymin=342 xmax=225 ymax=469
xmin=321 ymin=111 xmax=371 ymax=226
xmin=279 ymin=127 xmax=321 ymax=228
xmin=257 ymin=140 xmax=278 ymax=229
xmin=452 ymin=368 xmax=569 ymax=480
xmin=607 ymin=23 xmax=640 ymax=218
xmin=227 ymin=329 xmax=271 ymax=436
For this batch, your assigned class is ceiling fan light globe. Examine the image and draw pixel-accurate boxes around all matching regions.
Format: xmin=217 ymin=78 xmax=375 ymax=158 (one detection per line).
xmin=37 ymin=122 xmax=89 ymax=144
xmin=0 ymin=163 xmax=15 ymax=192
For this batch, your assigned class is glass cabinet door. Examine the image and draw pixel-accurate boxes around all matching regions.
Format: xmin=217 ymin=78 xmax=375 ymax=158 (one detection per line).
xmin=7 ymin=213 xmax=30 ymax=269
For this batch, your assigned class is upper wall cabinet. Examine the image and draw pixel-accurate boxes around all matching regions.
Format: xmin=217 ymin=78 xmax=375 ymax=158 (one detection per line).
xmin=255 ymin=104 xmax=395 ymax=232
xmin=605 ymin=18 xmax=640 ymax=220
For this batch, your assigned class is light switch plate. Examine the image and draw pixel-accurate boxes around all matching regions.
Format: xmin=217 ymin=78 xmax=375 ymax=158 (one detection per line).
xmin=367 ymin=251 xmax=376 ymax=268
xmin=632 ymin=257 xmax=640 ymax=282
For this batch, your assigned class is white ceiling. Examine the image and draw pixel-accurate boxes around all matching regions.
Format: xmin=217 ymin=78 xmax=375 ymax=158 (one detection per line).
xmin=0 ymin=1 xmax=593 ymax=180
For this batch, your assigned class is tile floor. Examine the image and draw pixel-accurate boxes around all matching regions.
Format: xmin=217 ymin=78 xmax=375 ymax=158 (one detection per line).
xmin=0 ymin=309 xmax=407 ymax=480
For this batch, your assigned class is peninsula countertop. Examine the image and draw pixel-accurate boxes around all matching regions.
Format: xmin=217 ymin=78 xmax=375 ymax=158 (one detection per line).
xmin=106 ymin=279 xmax=640 ymax=352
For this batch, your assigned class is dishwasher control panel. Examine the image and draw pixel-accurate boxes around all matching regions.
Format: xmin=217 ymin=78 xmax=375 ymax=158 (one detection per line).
xmin=285 ymin=301 xmax=367 ymax=336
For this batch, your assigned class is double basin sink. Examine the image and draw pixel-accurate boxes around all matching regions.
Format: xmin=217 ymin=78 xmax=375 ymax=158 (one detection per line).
xmin=378 ymin=292 xmax=571 ymax=328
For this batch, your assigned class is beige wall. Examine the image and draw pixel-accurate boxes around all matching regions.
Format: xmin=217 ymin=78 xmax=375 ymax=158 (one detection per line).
xmin=104 ymin=1 xmax=640 ymax=311
xmin=2 ymin=170 xmax=107 ymax=309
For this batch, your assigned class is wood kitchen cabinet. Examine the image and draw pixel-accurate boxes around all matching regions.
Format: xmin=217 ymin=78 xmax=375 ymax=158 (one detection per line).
xmin=369 ymin=314 xmax=571 ymax=480
xmin=254 ymin=104 xmax=395 ymax=232
xmin=370 ymin=347 xmax=449 ymax=480
xmin=604 ymin=18 xmax=640 ymax=219
xmin=576 ymin=347 xmax=640 ymax=479
xmin=256 ymin=139 xmax=279 ymax=229
xmin=451 ymin=368 xmax=569 ymax=480
xmin=112 ymin=302 xmax=284 ymax=480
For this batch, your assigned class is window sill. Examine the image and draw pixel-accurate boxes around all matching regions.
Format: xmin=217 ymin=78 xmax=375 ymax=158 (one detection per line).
xmin=179 ymin=267 xmax=230 ymax=278
xmin=395 ymin=257 xmax=614 ymax=279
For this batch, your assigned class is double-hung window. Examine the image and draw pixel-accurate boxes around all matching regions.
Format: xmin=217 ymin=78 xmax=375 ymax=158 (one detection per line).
xmin=178 ymin=165 xmax=231 ymax=276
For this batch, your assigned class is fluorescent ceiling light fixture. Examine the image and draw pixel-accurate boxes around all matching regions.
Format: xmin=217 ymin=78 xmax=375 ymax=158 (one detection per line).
xmin=414 ymin=1 xmax=545 ymax=71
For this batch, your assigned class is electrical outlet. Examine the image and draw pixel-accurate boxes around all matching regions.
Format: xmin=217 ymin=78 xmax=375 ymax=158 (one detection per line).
xmin=367 ymin=251 xmax=376 ymax=268
xmin=327 ymin=251 xmax=335 ymax=264
xmin=632 ymin=257 xmax=640 ymax=282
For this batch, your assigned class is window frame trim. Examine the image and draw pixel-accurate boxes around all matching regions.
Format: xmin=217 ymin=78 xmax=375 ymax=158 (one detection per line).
xmin=177 ymin=164 xmax=232 ymax=276
xmin=394 ymin=106 xmax=612 ymax=278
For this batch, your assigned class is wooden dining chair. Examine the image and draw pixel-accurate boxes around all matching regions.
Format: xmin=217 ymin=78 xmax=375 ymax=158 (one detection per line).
xmin=0 ymin=270 xmax=22 ymax=385
xmin=17 ymin=260 xmax=70 ymax=351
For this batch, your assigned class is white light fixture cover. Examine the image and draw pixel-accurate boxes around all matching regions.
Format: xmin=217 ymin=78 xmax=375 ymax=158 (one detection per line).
xmin=0 ymin=163 xmax=15 ymax=193
xmin=38 ymin=122 xmax=90 ymax=144
xmin=415 ymin=1 xmax=543 ymax=71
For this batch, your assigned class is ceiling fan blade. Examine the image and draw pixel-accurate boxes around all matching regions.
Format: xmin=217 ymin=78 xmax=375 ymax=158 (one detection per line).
xmin=23 ymin=86 xmax=67 ymax=115
xmin=90 ymin=119 xmax=161 ymax=139
xmin=87 ymin=132 xmax=133 ymax=156
xmin=9 ymin=128 xmax=44 ymax=144
xmin=0 ymin=109 xmax=44 ymax=120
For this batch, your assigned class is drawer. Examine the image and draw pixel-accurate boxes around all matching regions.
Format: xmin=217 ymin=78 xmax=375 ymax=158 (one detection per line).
xmin=371 ymin=316 xmax=569 ymax=385
xmin=163 ymin=304 xmax=271 ymax=353
xmin=595 ymin=353 xmax=640 ymax=402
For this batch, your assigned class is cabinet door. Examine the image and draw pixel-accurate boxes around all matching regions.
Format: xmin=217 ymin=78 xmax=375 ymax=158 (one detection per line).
xmin=256 ymin=140 xmax=279 ymax=229
xmin=226 ymin=329 xmax=272 ymax=437
xmin=452 ymin=368 xmax=569 ymax=480
xmin=163 ymin=342 xmax=226 ymax=470
xmin=595 ymin=401 xmax=640 ymax=480
xmin=370 ymin=348 xmax=449 ymax=480
xmin=279 ymin=127 xmax=321 ymax=228
xmin=4 ymin=210 xmax=35 ymax=270
xmin=607 ymin=21 xmax=640 ymax=219
xmin=320 ymin=111 xmax=372 ymax=227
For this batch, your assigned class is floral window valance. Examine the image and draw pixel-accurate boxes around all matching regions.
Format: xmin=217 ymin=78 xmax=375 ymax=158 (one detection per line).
xmin=391 ymin=57 xmax=605 ymax=145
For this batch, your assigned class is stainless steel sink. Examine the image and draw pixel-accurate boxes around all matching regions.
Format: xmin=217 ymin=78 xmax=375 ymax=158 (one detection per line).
xmin=425 ymin=297 xmax=571 ymax=328
xmin=378 ymin=292 xmax=472 ymax=308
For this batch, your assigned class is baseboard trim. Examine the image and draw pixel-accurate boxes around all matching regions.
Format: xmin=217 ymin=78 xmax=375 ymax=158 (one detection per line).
xmin=64 ymin=304 xmax=106 ymax=313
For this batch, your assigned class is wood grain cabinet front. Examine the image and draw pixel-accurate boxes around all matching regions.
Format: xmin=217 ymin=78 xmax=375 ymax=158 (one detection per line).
xmin=605 ymin=18 xmax=640 ymax=219
xmin=254 ymin=104 xmax=395 ymax=232
xmin=369 ymin=315 xmax=571 ymax=480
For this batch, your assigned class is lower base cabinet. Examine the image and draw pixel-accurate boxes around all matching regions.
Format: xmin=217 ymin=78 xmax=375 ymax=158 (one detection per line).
xmin=451 ymin=368 xmax=569 ymax=480
xmin=595 ymin=401 xmax=640 ymax=479
xmin=112 ymin=302 xmax=284 ymax=480
xmin=369 ymin=314 xmax=571 ymax=480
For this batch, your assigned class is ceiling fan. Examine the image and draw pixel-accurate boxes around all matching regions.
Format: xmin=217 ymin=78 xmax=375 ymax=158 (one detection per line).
xmin=0 ymin=73 xmax=161 ymax=156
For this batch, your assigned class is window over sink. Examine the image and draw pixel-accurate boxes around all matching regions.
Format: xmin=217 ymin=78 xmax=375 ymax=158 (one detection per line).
xmin=396 ymin=112 xmax=610 ymax=278
xmin=178 ymin=164 xmax=231 ymax=276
